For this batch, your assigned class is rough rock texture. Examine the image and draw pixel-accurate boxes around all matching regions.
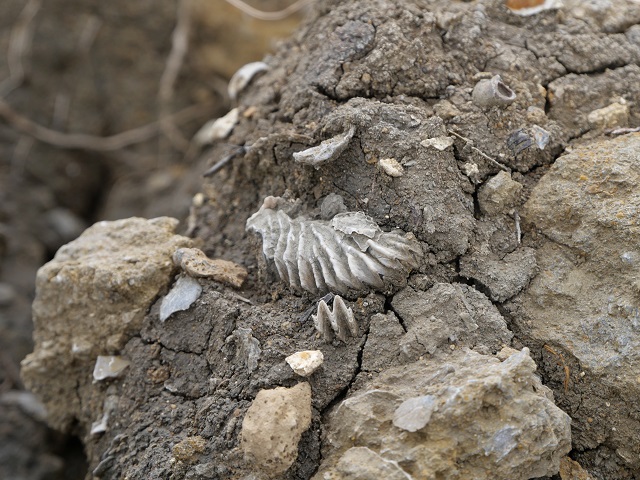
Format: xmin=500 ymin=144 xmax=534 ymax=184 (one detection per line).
xmin=21 ymin=217 xmax=193 ymax=431
xmin=241 ymin=382 xmax=312 ymax=476
xmin=16 ymin=0 xmax=640 ymax=479
xmin=507 ymin=133 xmax=640 ymax=478
xmin=316 ymin=348 xmax=571 ymax=480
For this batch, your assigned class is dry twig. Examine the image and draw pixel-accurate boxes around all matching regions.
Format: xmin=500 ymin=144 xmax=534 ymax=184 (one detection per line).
xmin=224 ymin=0 xmax=312 ymax=21
xmin=448 ymin=129 xmax=510 ymax=172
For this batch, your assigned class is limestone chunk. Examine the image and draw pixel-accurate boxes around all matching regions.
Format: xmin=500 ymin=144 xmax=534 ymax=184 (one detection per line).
xmin=241 ymin=383 xmax=312 ymax=476
xmin=286 ymin=350 xmax=324 ymax=376
xmin=478 ymin=171 xmax=523 ymax=216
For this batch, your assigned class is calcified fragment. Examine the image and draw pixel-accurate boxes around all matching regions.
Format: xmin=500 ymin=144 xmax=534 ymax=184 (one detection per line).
xmin=379 ymin=158 xmax=404 ymax=177
xmin=506 ymin=0 xmax=563 ymax=16
xmin=312 ymin=295 xmax=358 ymax=343
xmin=246 ymin=197 xmax=422 ymax=295
xmin=173 ymin=247 xmax=247 ymax=288
xmin=285 ymin=350 xmax=324 ymax=376
xmin=420 ymin=136 xmax=454 ymax=151
xmin=194 ymin=108 xmax=239 ymax=145
xmin=93 ymin=356 xmax=130 ymax=381
xmin=393 ymin=395 xmax=437 ymax=432
xmin=228 ymin=61 xmax=269 ymax=100
xmin=159 ymin=275 xmax=202 ymax=322
xmin=472 ymin=75 xmax=516 ymax=108
xmin=293 ymin=126 xmax=355 ymax=168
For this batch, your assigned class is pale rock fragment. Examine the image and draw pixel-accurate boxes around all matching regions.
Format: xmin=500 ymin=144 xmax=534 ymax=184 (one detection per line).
xmin=293 ymin=126 xmax=355 ymax=168
xmin=241 ymin=383 xmax=312 ymax=476
xmin=159 ymin=275 xmax=202 ymax=322
xmin=379 ymin=158 xmax=404 ymax=177
xmin=477 ymin=171 xmax=523 ymax=216
xmin=420 ymin=136 xmax=454 ymax=151
xmin=587 ymin=101 xmax=629 ymax=130
xmin=194 ymin=108 xmax=239 ymax=145
xmin=93 ymin=356 xmax=130 ymax=381
xmin=392 ymin=395 xmax=437 ymax=432
xmin=172 ymin=436 xmax=207 ymax=464
xmin=229 ymin=327 xmax=261 ymax=372
xmin=333 ymin=447 xmax=413 ymax=480
xmin=286 ymin=350 xmax=324 ymax=377
xmin=173 ymin=247 xmax=247 ymax=288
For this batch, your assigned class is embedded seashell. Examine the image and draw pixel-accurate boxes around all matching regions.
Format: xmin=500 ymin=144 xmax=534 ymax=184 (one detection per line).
xmin=472 ymin=75 xmax=516 ymax=108
xmin=159 ymin=275 xmax=202 ymax=322
xmin=420 ymin=136 xmax=454 ymax=151
xmin=379 ymin=158 xmax=404 ymax=177
xmin=285 ymin=350 xmax=324 ymax=376
xmin=93 ymin=355 xmax=130 ymax=381
xmin=194 ymin=108 xmax=239 ymax=145
xmin=173 ymin=247 xmax=247 ymax=288
xmin=506 ymin=0 xmax=563 ymax=16
xmin=228 ymin=61 xmax=269 ymax=101
xmin=246 ymin=197 xmax=422 ymax=295
xmin=293 ymin=126 xmax=355 ymax=168
xmin=312 ymin=295 xmax=358 ymax=343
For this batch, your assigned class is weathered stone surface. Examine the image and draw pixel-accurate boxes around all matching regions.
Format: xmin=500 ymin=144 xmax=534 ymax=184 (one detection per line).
xmin=21 ymin=217 xmax=192 ymax=431
xmin=316 ymin=348 xmax=571 ymax=480
xmin=391 ymin=283 xmax=513 ymax=358
xmin=478 ymin=171 xmax=523 ymax=216
xmin=510 ymin=133 xmax=640 ymax=475
xmin=241 ymin=382 xmax=312 ymax=477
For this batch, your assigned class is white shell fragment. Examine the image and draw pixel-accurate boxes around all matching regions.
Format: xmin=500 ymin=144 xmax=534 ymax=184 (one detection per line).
xmin=159 ymin=275 xmax=202 ymax=322
xmin=312 ymin=296 xmax=358 ymax=343
xmin=393 ymin=395 xmax=437 ymax=432
xmin=285 ymin=350 xmax=324 ymax=376
xmin=246 ymin=197 xmax=422 ymax=295
xmin=379 ymin=158 xmax=405 ymax=177
xmin=472 ymin=75 xmax=516 ymax=108
xmin=93 ymin=355 xmax=131 ymax=381
xmin=194 ymin=108 xmax=239 ymax=145
xmin=506 ymin=0 xmax=563 ymax=16
xmin=293 ymin=126 xmax=356 ymax=168
xmin=228 ymin=61 xmax=269 ymax=100
xmin=420 ymin=136 xmax=454 ymax=151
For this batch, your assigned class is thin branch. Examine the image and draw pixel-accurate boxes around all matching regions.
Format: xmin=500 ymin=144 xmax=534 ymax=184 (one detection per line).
xmin=0 ymin=0 xmax=41 ymax=97
xmin=0 ymin=99 xmax=212 ymax=151
xmin=158 ymin=0 xmax=192 ymax=152
xmin=224 ymin=0 xmax=312 ymax=21
xmin=448 ymin=129 xmax=511 ymax=172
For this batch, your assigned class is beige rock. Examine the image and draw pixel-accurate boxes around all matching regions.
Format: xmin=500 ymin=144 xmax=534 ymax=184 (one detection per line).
xmin=478 ymin=171 xmax=523 ymax=216
xmin=172 ymin=436 xmax=207 ymax=464
xmin=285 ymin=350 xmax=324 ymax=377
xmin=379 ymin=158 xmax=404 ymax=177
xmin=587 ymin=101 xmax=629 ymax=130
xmin=173 ymin=247 xmax=247 ymax=288
xmin=21 ymin=217 xmax=192 ymax=431
xmin=241 ymin=382 xmax=312 ymax=476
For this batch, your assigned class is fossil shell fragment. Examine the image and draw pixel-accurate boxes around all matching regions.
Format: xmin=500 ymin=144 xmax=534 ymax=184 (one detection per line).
xmin=194 ymin=108 xmax=239 ymax=145
xmin=159 ymin=275 xmax=202 ymax=322
xmin=293 ymin=126 xmax=355 ymax=168
xmin=246 ymin=197 xmax=422 ymax=295
xmin=472 ymin=75 xmax=516 ymax=108
xmin=93 ymin=355 xmax=130 ymax=381
xmin=228 ymin=61 xmax=269 ymax=101
xmin=312 ymin=295 xmax=358 ymax=343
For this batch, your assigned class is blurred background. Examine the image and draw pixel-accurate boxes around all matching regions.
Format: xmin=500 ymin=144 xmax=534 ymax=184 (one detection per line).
xmin=0 ymin=1 xmax=304 ymax=477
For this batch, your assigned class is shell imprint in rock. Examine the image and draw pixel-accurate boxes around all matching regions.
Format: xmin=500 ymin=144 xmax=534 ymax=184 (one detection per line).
xmin=313 ymin=295 xmax=357 ymax=343
xmin=246 ymin=196 xmax=422 ymax=295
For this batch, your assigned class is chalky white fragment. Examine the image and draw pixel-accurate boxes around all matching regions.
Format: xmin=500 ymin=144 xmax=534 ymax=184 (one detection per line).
xmin=285 ymin=350 xmax=324 ymax=376
xmin=228 ymin=61 xmax=269 ymax=100
xmin=420 ymin=136 xmax=454 ymax=151
xmin=293 ymin=126 xmax=355 ymax=168
xmin=393 ymin=395 xmax=437 ymax=432
xmin=159 ymin=275 xmax=202 ymax=322
xmin=93 ymin=355 xmax=130 ymax=381
xmin=194 ymin=108 xmax=239 ymax=145
xmin=379 ymin=158 xmax=405 ymax=177
xmin=246 ymin=197 xmax=421 ymax=295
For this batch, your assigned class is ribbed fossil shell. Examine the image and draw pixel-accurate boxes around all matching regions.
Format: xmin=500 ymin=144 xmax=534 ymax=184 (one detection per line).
xmin=246 ymin=197 xmax=422 ymax=295
xmin=313 ymin=295 xmax=357 ymax=343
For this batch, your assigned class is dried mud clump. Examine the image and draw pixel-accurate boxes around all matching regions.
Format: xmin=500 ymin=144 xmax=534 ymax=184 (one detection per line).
xmin=20 ymin=0 xmax=640 ymax=479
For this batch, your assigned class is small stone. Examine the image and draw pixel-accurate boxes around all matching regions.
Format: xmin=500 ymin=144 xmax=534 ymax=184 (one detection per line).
xmin=194 ymin=108 xmax=239 ymax=145
xmin=92 ymin=355 xmax=131 ymax=381
xmin=379 ymin=158 xmax=404 ymax=177
xmin=293 ymin=126 xmax=355 ymax=168
xmin=241 ymin=383 xmax=312 ymax=476
xmin=228 ymin=61 xmax=269 ymax=101
xmin=285 ymin=350 xmax=324 ymax=376
xmin=478 ymin=171 xmax=523 ymax=216
xmin=173 ymin=247 xmax=247 ymax=288
xmin=320 ymin=193 xmax=347 ymax=220
xmin=496 ymin=346 xmax=520 ymax=361
xmin=392 ymin=395 xmax=437 ymax=432
xmin=421 ymin=136 xmax=454 ymax=151
xmin=172 ymin=436 xmax=207 ymax=463
xmin=159 ymin=275 xmax=202 ymax=322
xmin=587 ymin=102 xmax=629 ymax=130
